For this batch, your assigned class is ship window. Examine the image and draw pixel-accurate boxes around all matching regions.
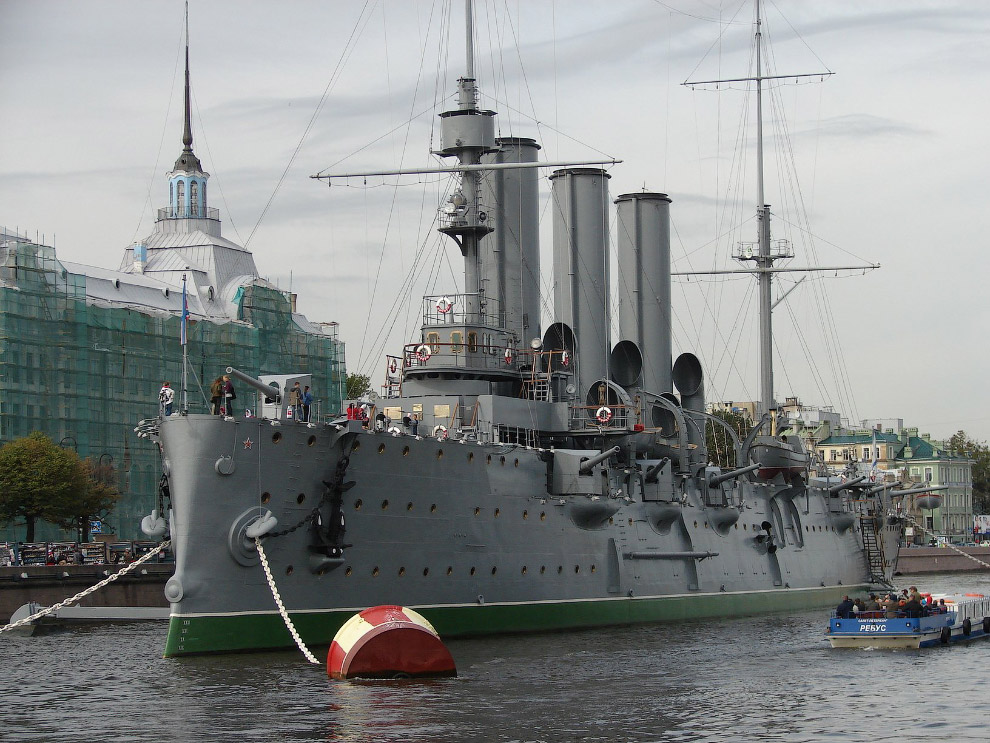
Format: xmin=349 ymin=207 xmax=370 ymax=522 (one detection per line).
xmin=467 ymin=332 xmax=478 ymax=352
xmin=427 ymin=332 xmax=441 ymax=353
xmin=450 ymin=331 xmax=463 ymax=352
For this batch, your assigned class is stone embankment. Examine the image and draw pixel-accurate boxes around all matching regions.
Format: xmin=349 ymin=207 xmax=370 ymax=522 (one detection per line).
xmin=0 ymin=564 xmax=170 ymax=623
xmin=896 ymin=546 xmax=990 ymax=575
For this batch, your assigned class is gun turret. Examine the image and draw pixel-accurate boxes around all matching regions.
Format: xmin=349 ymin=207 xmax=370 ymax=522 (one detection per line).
xmin=578 ymin=446 xmax=621 ymax=475
xmin=644 ymin=458 xmax=671 ymax=484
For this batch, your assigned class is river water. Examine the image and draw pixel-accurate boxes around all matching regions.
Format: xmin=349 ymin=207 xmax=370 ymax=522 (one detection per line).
xmin=2 ymin=572 xmax=989 ymax=742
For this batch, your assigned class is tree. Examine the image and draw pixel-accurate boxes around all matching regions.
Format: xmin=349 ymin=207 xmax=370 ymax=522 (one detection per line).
xmin=948 ymin=430 xmax=990 ymax=514
xmin=345 ymin=372 xmax=372 ymax=399
xmin=77 ymin=458 xmax=121 ymax=542
xmin=705 ymin=409 xmax=751 ymax=468
xmin=0 ymin=432 xmax=120 ymax=542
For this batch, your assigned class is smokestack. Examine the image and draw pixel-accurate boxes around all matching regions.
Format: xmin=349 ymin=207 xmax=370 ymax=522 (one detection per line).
xmin=615 ymin=192 xmax=672 ymax=394
xmin=480 ymin=137 xmax=541 ymax=345
xmin=549 ymin=168 xmax=610 ymax=401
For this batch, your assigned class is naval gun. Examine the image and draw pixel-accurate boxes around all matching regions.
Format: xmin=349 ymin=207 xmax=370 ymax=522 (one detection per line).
xmin=226 ymin=367 xmax=282 ymax=402
xmin=707 ymin=462 xmax=762 ymax=489
xmin=579 ymin=446 xmax=621 ymax=475
xmin=828 ymin=475 xmax=867 ymax=495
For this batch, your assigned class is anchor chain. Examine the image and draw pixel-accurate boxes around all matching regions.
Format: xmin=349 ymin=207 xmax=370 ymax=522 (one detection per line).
xmin=255 ymin=538 xmax=320 ymax=665
xmin=0 ymin=541 xmax=171 ymax=634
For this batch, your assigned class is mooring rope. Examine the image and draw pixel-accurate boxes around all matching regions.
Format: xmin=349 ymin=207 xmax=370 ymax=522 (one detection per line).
xmin=0 ymin=541 xmax=171 ymax=634
xmin=255 ymin=538 xmax=320 ymax=665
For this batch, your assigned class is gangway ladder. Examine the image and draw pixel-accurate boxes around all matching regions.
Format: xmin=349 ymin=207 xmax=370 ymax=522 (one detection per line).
xmin=859 ymin=514 xmax=891 ymax=588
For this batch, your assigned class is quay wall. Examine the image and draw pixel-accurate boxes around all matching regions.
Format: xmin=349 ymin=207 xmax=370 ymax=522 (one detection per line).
xmin=896 ymin=546 xmax=990 ymax=575
xmin=0 ymin=564 xmax=170 ymax=623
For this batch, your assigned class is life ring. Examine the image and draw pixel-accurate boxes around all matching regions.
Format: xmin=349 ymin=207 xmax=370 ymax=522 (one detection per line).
xmin=388 ymin=358 xmax=398 ymax=375
xmin=940 ymin=626 xmax=951 ymax=644
xmin=503 ymin=348 xmax=513 ymax=364
xmin=963 ymin=618 xmax=972 ymax=636
xmin=596 ymin=406 xmax=612 ymax=424
xmin=416 ymin=344 xmax=432 ymax=362
xmin=561 ymin=350 xmax=570 ymax=367
xmin=433 ymin=425 xmax=448 ymax=441
xmin=436 ymin=296 xmax=453 ymax=314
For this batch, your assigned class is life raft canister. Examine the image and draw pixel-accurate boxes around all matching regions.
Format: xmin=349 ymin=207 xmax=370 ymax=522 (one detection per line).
xmin=433 ymin=425 xmax=448 ymax=441
xmin=416 ymin=344 xmax=432 ymax=362
xmin=561 ymin=350 xmax=570 ymax=367
xmin=436 ymin=295 xmax=453 ymax=314
xmin=596 ymin=406 xmax=612 ymax=424
xmin=504 ymin=348 xmax=513 ymax=364
xmin=388 ymin=358 xmax=398 ymax=375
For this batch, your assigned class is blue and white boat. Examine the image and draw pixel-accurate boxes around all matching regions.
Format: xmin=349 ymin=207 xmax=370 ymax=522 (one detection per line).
xmin=827 ymin=595 xmax=990 ymax=648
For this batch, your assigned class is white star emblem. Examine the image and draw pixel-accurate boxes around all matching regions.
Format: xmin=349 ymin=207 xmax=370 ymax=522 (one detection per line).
xmin=243 ymin=438 xmax=253 ymax=449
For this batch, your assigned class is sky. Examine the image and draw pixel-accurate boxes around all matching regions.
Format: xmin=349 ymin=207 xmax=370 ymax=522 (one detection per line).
xmin=2 ymin=0 xmax=989 ymax=443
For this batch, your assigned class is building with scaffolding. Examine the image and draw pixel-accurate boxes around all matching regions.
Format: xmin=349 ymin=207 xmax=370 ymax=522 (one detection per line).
xmin=0 ymin=50 xmax=345 ymax=542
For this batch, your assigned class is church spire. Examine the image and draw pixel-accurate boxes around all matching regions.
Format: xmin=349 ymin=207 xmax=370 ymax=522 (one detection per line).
xmin=173 ymin=1 xmax=202 ymax=174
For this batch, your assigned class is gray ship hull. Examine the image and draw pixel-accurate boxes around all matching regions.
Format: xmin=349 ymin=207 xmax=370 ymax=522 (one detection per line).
xmin=157 ymin=414 xmax=899 ymax=656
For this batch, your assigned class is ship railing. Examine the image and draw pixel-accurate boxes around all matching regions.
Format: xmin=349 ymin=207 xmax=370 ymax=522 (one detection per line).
xmin=403 ymin=341 xmax=531 ymax=373
xmin=422 ymin=293 xmax=504 ymax=328
xmin=569 ymin=404 xmax=632 ymax=431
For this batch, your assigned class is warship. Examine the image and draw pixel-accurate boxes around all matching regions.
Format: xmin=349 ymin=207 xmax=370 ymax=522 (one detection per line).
xmin=143 ymin=1 xmax=907 ymax=657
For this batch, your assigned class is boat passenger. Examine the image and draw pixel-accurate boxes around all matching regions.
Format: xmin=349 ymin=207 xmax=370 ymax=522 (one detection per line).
xmin=836 ymin=595 xmax=854 ymax=618
xmin=866 ymin=594 xmax=881 ymax=611
xmin=882 ymin=594 xmax=899 ymax=618
xmin=902 ymin=596 xmax=923 ymax=618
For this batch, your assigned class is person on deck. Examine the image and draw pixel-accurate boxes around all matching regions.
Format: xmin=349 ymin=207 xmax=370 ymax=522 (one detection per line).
xmin=210 ymin=376 xmax=224 ymax=415
xmin=159 ymin=381 xmax=174 ymax=416
xmin=302 ymin=385 xmax=313 ymax=422
xmin=221 ymin=375 xmax=236 ymax=415
xmin=836 ymin=595 xmax=854 ymax=618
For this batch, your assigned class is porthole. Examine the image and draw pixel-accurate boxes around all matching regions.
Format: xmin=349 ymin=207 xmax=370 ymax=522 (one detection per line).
xmin=574 ymin=565 xmax=580 ymax=574
xmin=743 ymin=523 xmax=748 ymax=530
xmin=423 ymin=568 xmax=429 ymax=577
xmin=591 ymin=564 xmax=596 ymax=573
xmin=402 ymin=446 xmax=410 ymax=456
xmin=296 ymin=493 xmax=305 ymax=504
xmin=430 ymin=504 xmax=437 ymax=513
xmin=352 ymin=440 xmax=361 ymax=452
xmin=345 ymin=567 xmax=352 ymax=577
xmin=437 ymin=449 xmax=444 ymax=460
xmin=378 ymin=443 xmax=386 ymax=454
xmin=474 ymin=507 xmax=481 ymax=516
xmin=398 ymin=567 xmax=406 ymax=577
xmin=272 ymin=432 xmax=282 ymax=443
xmin=734 ymin=523 xmax=739 ymax=529
xmin=406 ymin=502 xmax=414 ymax=511
xmin=514 ymin=458 xmax=519 ymax=467
xmin=468 ymin=452 xmax=474 ymax=463
xmin=540 ymin=512 xmax=546 ymax=521
xmin=285 ymin=565 xmax=294 ymax=576
xmin=354 ymin=499 xmax=363 ymax=510
xmin=523 ymin=510 xmax=529 ymax=519
xmin=704 ymin=521 xmax=709 ymax=529
xmin=487 ymin=454 xmax=492 ymax=464
xmin=628 ymin=518 xmax=633 ymax=526
xmin=372 ymin=567 xmax=379 ymax=577
xmin=470 ymin=567 xmax=476 ymax=576
xmin=694 ymin=521 xmax=699 ymax=528
xmin=446 ymin=566 xmax=453 ymax=576
xmin=494 ymin=508 xmax=500 ymax=518
xmin=307 ymin=436 xmax=316 ymax=447
xmin=381 ymin=500 xmax=389 ymax=510
xmin=500 ymin=456 xmax=506 ymax=465
xmin=608 ymin=517 xmax=613 ymax=525
xmin=557 ymin=566 xmax=563 ymax=574
xmin=540 ymin=566 xmax=546 ymax=574
xmin=491 ymin=566 xmax=497 ymax=575
xmin=521 ymin=566 xmax=528 ymax=575
xmin=261 ymin=492 xmax=271 ymax=504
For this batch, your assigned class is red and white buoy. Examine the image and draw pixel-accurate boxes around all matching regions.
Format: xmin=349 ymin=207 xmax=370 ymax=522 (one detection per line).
xmin=327 ymin=605 xmax=456 ymax=680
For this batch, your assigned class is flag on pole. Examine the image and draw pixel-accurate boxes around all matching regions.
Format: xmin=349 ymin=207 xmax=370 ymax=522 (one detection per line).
xmin=180 ymin=274 xmax=189 ymax=346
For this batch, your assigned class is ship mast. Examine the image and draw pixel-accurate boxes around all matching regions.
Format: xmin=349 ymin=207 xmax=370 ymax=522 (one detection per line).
xmin=681 ymin=0 xmax=873 ymax=420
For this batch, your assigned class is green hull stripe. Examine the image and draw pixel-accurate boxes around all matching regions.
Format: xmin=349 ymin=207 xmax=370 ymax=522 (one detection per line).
xmin=163 ymin=584 xmax=864 ymax=657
